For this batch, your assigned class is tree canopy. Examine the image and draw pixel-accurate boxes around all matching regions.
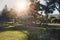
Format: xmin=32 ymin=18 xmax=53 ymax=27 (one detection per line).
xmin=35 ymin=0 xmax=60 ymax=14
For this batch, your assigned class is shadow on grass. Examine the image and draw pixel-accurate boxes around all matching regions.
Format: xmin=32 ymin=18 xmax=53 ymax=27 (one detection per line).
xmin=0 ymin=26 xmax=28 ymax=32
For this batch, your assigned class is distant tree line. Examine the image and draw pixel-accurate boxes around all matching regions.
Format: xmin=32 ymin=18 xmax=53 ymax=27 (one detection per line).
xmin=0 ymin=5 xmax=17 ymax=23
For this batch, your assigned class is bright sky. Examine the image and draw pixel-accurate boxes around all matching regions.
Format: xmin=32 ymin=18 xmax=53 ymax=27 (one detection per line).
xmin=0 ymin=0 xmax=59 ymax=14
xmin=0 ymin=0 xmax=16 ymax=10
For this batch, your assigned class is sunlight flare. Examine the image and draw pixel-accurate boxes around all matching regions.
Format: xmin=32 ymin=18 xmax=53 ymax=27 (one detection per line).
xmin=15 ymin=0 xmax=31 ymax=12
xmin=14 ymin=0 xmax=32 ymax=16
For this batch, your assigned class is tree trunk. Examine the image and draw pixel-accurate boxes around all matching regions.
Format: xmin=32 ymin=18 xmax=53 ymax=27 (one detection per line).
xmin=46 ymin=14 xmax=48 ymax=28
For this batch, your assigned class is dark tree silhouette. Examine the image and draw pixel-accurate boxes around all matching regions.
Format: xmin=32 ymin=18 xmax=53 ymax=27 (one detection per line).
xmin=35 ymin=0 xmax=60 ymax=15
xmin=0 ymin=5 xmax=9 ymax=22
xmin=34 ymin=0 xmax=60 ymax=26
xmin=0 ymin=5 xmax=17 ymax=23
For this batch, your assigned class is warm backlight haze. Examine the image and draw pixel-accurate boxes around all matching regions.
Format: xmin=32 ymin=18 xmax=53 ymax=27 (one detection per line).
xmin=14 ymin=0 xmax=31 ymax=12
xmin=14 ymin=0 xmax=32 ymax=16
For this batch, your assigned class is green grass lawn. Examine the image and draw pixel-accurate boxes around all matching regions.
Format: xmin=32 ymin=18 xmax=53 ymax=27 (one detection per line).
xmin=48 ymin=23 xmax=60 ymax=27
xmin=0 ymin=22 xmax=28 ymax=40
xmin=0 ymin=22 xmax=48 ymax=40
xmin=0 ymin=23 xmax=23 ymax=28
xmin=0 ymin=31 xmax=28 ymax=40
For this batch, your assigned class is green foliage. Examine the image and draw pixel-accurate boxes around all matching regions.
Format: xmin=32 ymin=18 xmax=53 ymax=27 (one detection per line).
xmin=0 ymin=6 xmax=17 ymax=22
xmin=35 ymin=1 xmax=41 ymax=11
xmin=35 ymin=0 xmax=60 ymax=14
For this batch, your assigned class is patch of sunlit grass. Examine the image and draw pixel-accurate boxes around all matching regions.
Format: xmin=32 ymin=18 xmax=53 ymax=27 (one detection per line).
xmin=0 ymin=31 xmax=28 ymax=40
xmin=48 ymin=23 xmax=60 ymax=27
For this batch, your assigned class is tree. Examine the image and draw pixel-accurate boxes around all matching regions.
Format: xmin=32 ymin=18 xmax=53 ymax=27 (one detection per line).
xmin=0 ymin=5 xmax=9 ymax=22
xmin=34 ymin=0 xmax=60 ymax=27
xmin=0 ymin=5 xmax=17 ymax=23
xmin=29 ymin=2 xmax=42 ymax=24
xmin=9 ymin=8 xmax=17 ymax=22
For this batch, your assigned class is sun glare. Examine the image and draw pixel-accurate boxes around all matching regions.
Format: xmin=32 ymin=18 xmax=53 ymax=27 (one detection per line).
xmin=16 ymin=1 xmax=27 ymax=10
xmin=14 ymin=0 xmax=32 ymax=16
xmin=15 ymin=0 xmax=31 ymax=12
